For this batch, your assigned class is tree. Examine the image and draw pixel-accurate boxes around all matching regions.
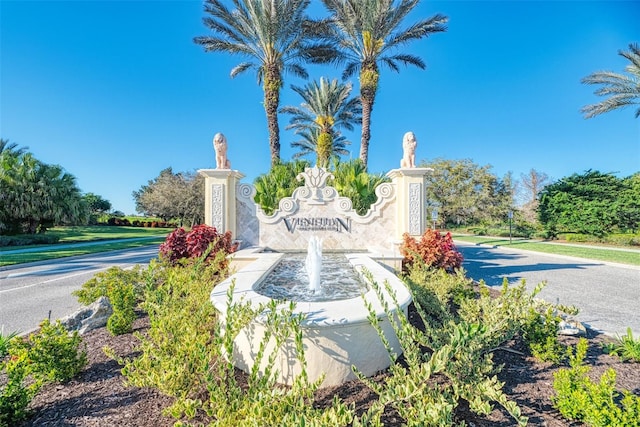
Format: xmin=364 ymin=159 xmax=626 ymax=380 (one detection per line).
xmin=0 ymin=153 xmax=87 ymax=234
xmin=194 ymin=0 xmax=334 ymax=167
xmin=0 ymin=138 xmax=28 ymax=156
xmin=538 ymin=170 xmax=627 ymax=237
xmin=133 ymin=168 xmax=204 ymax=226
xmin=83 ymin=193 xmax=112 ymax=214
xmin=420 ymin=158 xmax=514 ymax=226
xmin=317 ymin=0 xmax=447 ymax=167
xmin=281 ymin=77 xmax=361 ymax=167
xmin=616 ymin=173 xmax=640 ymax=233
xmin=518 ymin=168 xmax=550 ymax=223
xmin=289 ymin=128 xmax=351 ymax=165
xmin=581 ymin=43 xmax=640 ymax=119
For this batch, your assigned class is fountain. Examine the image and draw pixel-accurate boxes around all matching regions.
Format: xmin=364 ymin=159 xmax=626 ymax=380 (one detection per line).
xmin=201 ymin=152 xmax=432 ymax=387
xmin=305 ymin=236 xmax=322 ymax=294
xmin=210 ymin=246 xmax=411 ymax=387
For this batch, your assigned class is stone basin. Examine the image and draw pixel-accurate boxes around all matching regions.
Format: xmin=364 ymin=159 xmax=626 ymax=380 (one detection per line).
xmin=210 ymin=251 xmax=412 ymax=387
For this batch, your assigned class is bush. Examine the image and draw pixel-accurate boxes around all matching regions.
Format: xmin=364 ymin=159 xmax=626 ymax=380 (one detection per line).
xmin=522 ymin=306 xmax=566 ymax=363
xmin=1 ymin=320 xmax=87 ymax=425
xmin=0 ymin=234 xmax=60 ymax=247
xmin=106 ymin=283 xmax=137 ymax=336
xmin=553 ymin=338 xmax=640 ymax=426
xmin=159 ymin=224 xmax=237 ymax=265
xmin=74 ymin=266 xmax=145 ymax=305
xmin=400 ymin=229 xmax=463 ymax=272
xmin=10 ymin=320 xmax=87 ymax=383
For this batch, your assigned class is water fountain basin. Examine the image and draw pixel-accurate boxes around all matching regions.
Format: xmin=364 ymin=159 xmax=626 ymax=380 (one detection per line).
xmin=210 ymin=251 xmax=412 ymax=387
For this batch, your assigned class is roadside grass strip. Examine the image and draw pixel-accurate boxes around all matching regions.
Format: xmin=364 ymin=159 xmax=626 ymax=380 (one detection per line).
xmin=452 ymin=235 xmax=640 ymax=266
xmin=0 ymin=238 xmax=165 ymax=267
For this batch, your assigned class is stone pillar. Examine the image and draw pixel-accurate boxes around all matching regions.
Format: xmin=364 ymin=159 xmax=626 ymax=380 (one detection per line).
xmin=386 ymin=168 xmax=433 ymax=240
xmin=198 ymin=169 xmax=244 ymax=236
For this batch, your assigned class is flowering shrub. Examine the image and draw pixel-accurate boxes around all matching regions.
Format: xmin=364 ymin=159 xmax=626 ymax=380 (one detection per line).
xmin=400 ymin=229 xmax=463 ymax=272
xmin=159 ymin=224 xmax=237 ymax=264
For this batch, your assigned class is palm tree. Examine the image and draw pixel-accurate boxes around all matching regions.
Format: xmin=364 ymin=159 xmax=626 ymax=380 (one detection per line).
xmin=317 ymin=0 xmax=448 ymax=168
xmin=281 ymin=77 xmax=361 ymax=166
xmin=582 ymin=43 xmax=640 ymax=119
xmin=194 ymin=0 xmax=334 ymax=167
xmin=0 ymin=138 xmax=28 ymax=157
xmin=289 ymin=128 xmax=351 ymax=165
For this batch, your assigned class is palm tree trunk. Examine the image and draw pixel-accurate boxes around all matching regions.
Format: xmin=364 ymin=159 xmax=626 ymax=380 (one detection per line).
xmin=360 ymin=96 xmax=373 ymax=168
xmin=359 ymin=66 xmax=379 ymax=169
xmin=264 ymin=70 xmax=282 ymax=168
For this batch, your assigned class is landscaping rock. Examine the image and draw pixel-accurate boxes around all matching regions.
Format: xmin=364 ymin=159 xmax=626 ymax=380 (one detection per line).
xmin=59 ymin=296 xmax=113 ymax=335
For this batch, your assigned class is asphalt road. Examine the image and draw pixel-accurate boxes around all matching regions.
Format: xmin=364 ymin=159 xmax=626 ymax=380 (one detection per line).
xmin=455 ymin=240 xmax=640 ymax=337
xmin=0 ymin=246 xmax=159 ymax=335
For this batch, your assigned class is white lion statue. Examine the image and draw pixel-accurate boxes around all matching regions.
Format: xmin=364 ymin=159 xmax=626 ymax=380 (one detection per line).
xmin=400 ymin=131 xmax=417 ymax=168
xmin=213 ymin=132 xmax=231 ymax=169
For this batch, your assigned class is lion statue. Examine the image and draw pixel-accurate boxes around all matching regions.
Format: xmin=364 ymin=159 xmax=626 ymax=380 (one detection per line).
xmin=400 ymin=131 xmax=417 ymax=168
xmin=213 ymin=132 xmax=231 ymax=169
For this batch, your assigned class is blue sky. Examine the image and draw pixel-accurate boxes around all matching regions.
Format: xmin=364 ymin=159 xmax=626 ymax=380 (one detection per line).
xmin=1 ymin=0 xmax=638 ymax=215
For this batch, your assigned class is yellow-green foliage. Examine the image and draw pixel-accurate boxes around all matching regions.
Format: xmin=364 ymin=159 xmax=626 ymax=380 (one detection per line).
xmin=74 ymin=265 xmax=145 ymax=304
xmin=405 ymin=265 xmax=474 ymax=325
xmin=356 ymin=272 xmax=528 ymax=426
xmin=109 ymin=255 xmax=355 ymax=426
xmin=553 ymin=338 xmax=640 ymax=426
xmin=1 ymin=320 xmax=86 ymax=426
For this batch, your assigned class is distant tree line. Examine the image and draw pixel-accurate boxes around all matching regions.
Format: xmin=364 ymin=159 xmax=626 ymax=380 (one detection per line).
xmin=0 ymin=139 xmax=111 ymax=235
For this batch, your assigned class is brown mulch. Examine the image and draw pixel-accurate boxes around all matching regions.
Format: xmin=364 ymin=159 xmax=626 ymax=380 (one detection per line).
xmin=17 ymin=309 xmax=640 ymax=427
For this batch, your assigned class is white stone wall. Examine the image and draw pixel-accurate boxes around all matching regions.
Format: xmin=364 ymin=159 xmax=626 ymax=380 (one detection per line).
xmin=200 ymin=166 xmax=430 ymax=252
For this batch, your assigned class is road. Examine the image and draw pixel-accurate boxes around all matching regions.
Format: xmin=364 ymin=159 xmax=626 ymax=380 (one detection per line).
xmin=455 ymin=240 xmax=640 ymax=337
xmin=0 ymin=246 xmax=159 ymax=335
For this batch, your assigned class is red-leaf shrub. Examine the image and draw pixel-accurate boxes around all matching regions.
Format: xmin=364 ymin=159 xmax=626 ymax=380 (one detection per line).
xmin=400 ymin=229 xmax=463 ymax=272
xmin=159 ymin=224 xmax=238 ymax=265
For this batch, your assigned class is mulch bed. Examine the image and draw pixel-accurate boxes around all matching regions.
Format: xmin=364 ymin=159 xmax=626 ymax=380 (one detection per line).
xmin=17 ymin=308 xmax=640 ymax=427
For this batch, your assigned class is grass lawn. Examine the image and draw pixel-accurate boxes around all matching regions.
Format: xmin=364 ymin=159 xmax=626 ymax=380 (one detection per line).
xmin=452 ymin=235 xmax=640 ymax=266
xmin=0 ymin=226 xmax=172 ymax=267
xmin=46 ymin=225 xmax=173 ymax=242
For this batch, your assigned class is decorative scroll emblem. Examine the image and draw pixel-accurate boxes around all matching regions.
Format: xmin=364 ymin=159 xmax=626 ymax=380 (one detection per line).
xmin=295 ymin=166 xmax=337 ymax=205
xmin=408 ymin=183 xmax=421 ymax=235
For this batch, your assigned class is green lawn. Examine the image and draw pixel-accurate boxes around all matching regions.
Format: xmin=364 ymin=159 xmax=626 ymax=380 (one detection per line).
xmin=0 ymin=238 xmax=166 ymax=267
xmin=46 ymin=225 xmax=173 ymax=242
xmin=0 ymin=226 xmax=172 ymax=267
xmin=452 ymin=235 xmax=640 ymax=266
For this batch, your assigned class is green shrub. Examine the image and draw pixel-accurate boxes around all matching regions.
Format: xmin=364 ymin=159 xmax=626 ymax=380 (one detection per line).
xmin=106 ymin=283 xmax=136 ymax=336
xmin=602 ymin=327 xmax=640 ymax=362
xmin=74 ymin=265 xmax=145 ymax=305
xmin=0 ymin=347 xmax=41 ymax=427
xmin=355 ymin=271 xmax=527 ymax=426
xmin=522 ymin=306 xmax=566 ymax=363
xmin=404 ymin=265 xmax=474 ymax=325
xmin=1 ymin=321 xmax=86 ymax=425
xmin=10 ymin=320 xmax=87 ymax=383
xmin=553 ymin=338 xmax=640 ymax=426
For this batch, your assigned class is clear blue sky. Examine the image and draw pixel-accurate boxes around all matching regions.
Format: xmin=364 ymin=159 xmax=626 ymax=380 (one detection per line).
xmin=1 ymin=0 xmax=638 ymax=215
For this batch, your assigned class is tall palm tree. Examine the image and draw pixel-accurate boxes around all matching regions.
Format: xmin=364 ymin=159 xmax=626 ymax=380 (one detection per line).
xmin=317 ymin=0 xmax=448 ymax=168
xmin=194 ymin=0 xmax=334 ymax=167
xmin=289 ymin=128 xmax=351 ymax=165
xmin=0 ymin=138 xmax=28 ymax=157
xmin=281 ymin=77 xmax=361 ymax=166
xmin=582 ymin=43 xmax=640 ymax=119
